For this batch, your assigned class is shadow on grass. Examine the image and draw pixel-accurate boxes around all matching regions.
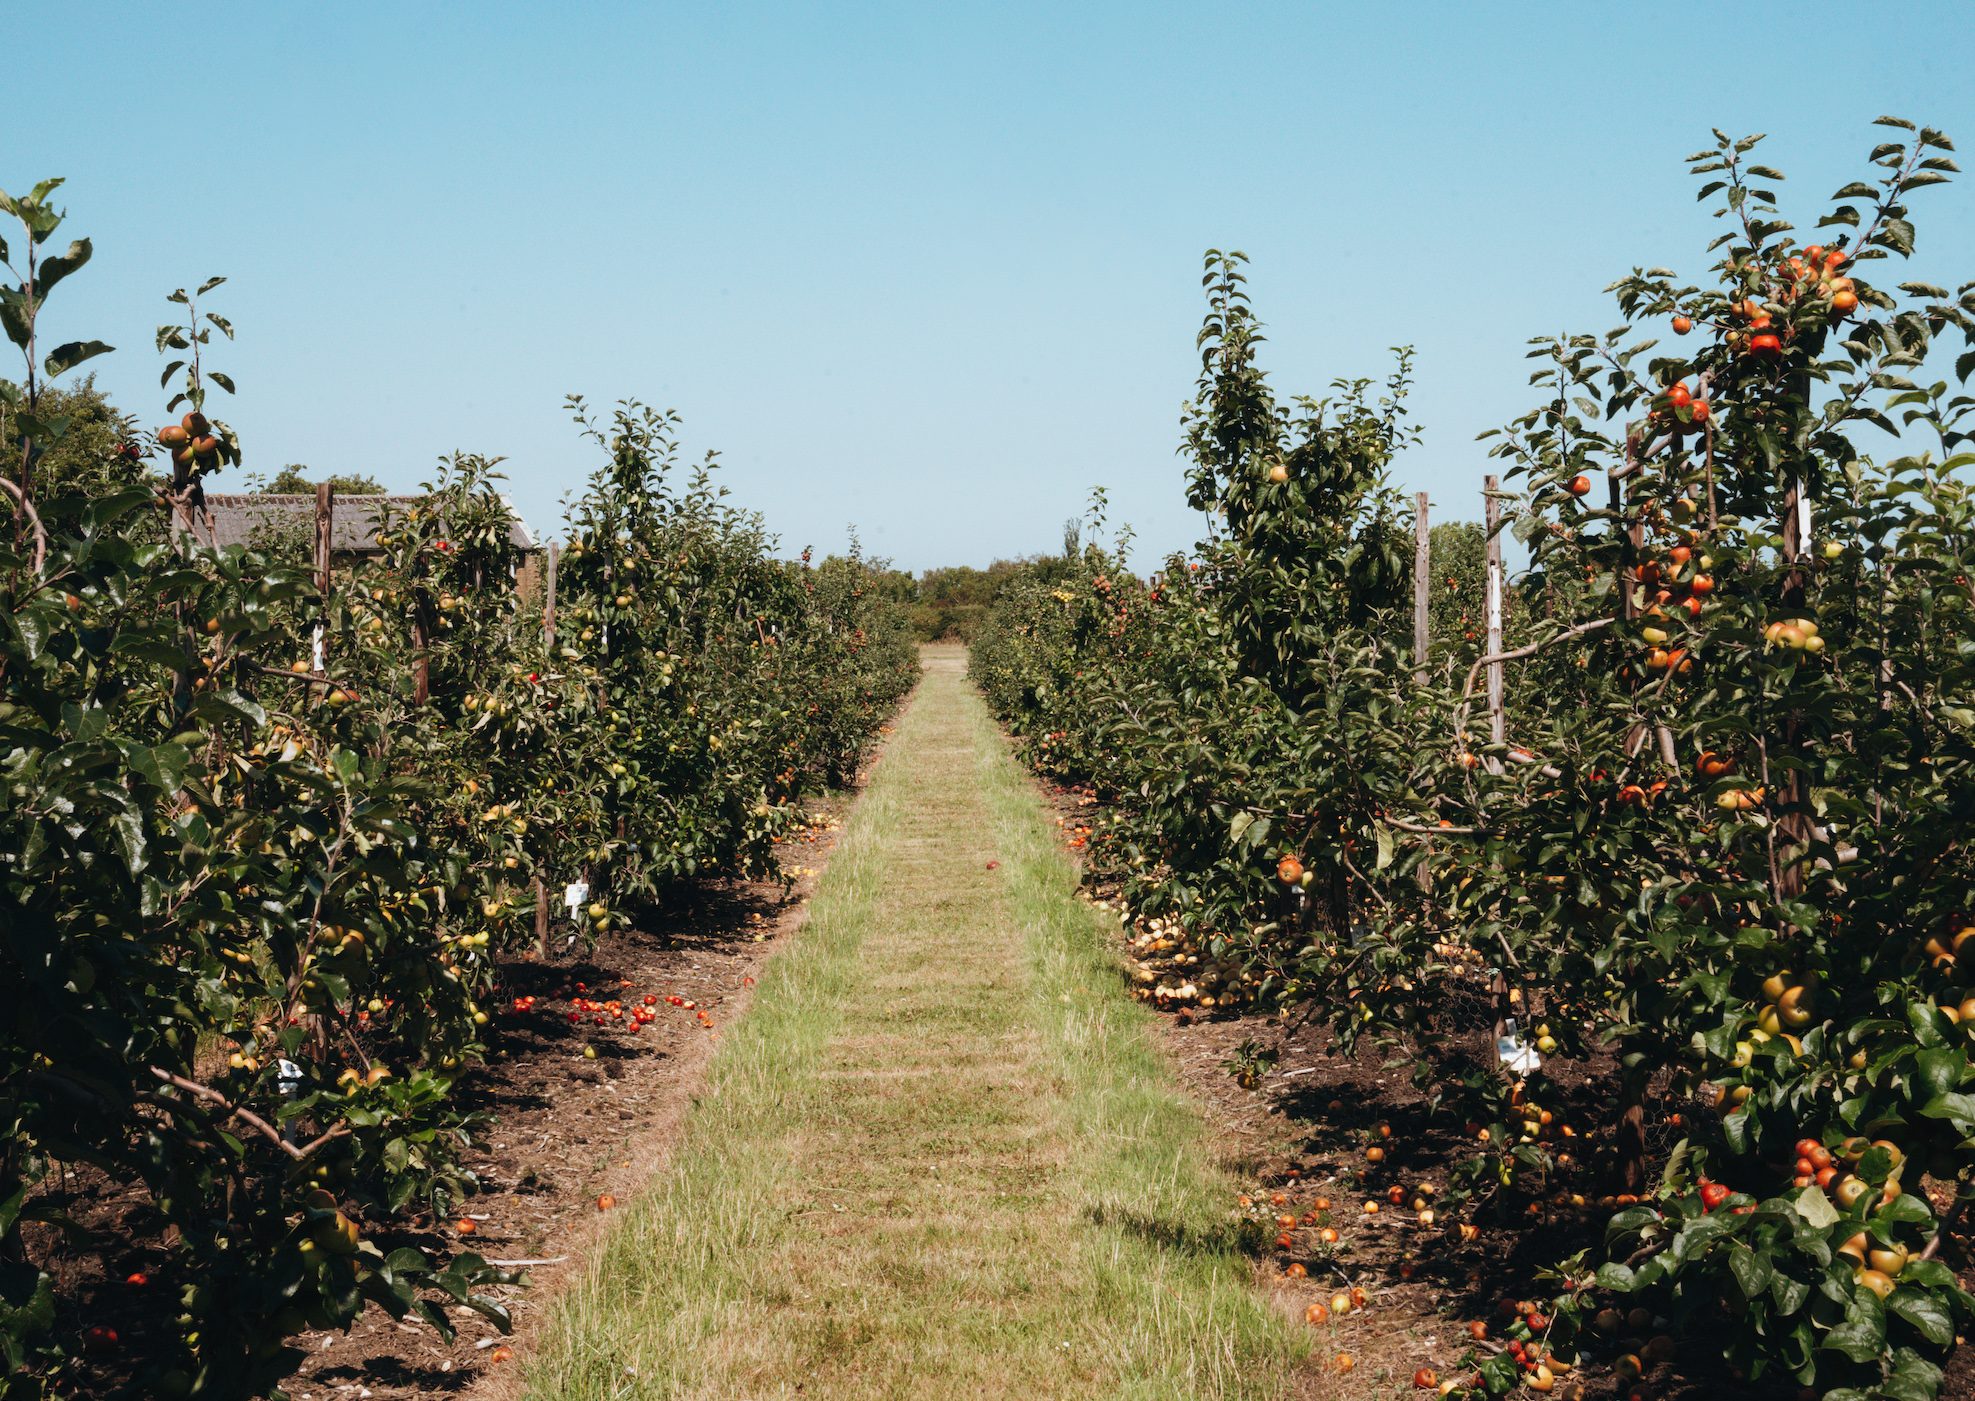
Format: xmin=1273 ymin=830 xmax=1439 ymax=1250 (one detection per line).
xmin=1083 ymin=1199 xmax=1246 ymax=1258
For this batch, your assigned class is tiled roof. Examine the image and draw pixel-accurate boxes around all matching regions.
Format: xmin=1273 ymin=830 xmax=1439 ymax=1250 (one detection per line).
xmin=199 ymin=494 xmax=537 ymax=552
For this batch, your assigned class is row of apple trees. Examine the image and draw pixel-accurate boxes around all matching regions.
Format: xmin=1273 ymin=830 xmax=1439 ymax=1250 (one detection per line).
xmin=0 ymin=179 xmax=917 ymax=1397
xmin=973 ymin=120 xmax=1975 ymax=1399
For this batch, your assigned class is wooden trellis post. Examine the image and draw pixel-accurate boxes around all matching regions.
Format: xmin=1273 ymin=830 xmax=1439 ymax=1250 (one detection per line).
xmin=543 ymin=540 xmax=559 ymax=650
xmin=1413 ymin=492 xmax=1433 ymax=893
xmin=1614 ymin=432 xmax=1649 ymax=1189
xmin=1776 ymin=475 xmax=1812 ymax=897
xmin=535 ymin=540 xmax=561 ymax=959
xmin=1484 ymin=476 xmax=1505 ymax=762
xmin=1481 ymin=475 xmax=1513 ymax=1048
xmin=311 ymin=483 xmax=334 ymax=680
xmin=411 ymin=593 xmax=432 ymax=706
xmin=1413 ymin=492 xmax=1430 ymax=684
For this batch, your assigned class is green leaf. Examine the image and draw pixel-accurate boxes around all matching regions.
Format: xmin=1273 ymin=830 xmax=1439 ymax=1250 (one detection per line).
xmin=0 ymin=287 xmax=30 ymax=350
xmin=1888 ymin=1289 xmax=1954 ymax=1345
xmin=0 ymin=1182 xmax=28 ymax=1236
xmin=1770 ymin=1270 xmax=1811 ymax=1317
xmin=1729 ymin=1242 xmax=1773 ymax=1298
xmin=11 ymin=605 xmax=49 ymax=660
xmin=119 ymin=741 xmax=190 ymax=794
xmin=103 ymin=790 xmax=148 ymax=876
xmin=1917 ymin=1091 xmax=1975 ymax=1130
xmin=1822 ymin=1299 xmax=1887 ymax=1362
xmin=461 ymin=1296 xmax=512 ymax=1330
xmin=1596 ymin=1261 xmax=1636 ymax=1290
xmin=196 ymin=689 xmax=268 ymax=728
xmin=1899 ymin=1259 xmax=1958 ymax=1289
xmin=1907 ymin=1000 xmax=1947 ymax=1048
xmin=34 ymin=238 xmax=91 ymax=297
xmin=1875 ymin=1193 xmax=1934 ymax=1228
xmin=1792 ymin=1186 xmax=1840 ymax=1229
xmin=1915 ymin=1047 xmax=1962 ymax=1099
xmin=43 ymin=339 xmax=113 ymax=378
xmin=1883 ymin=1352 xmax=1945 ymax=1401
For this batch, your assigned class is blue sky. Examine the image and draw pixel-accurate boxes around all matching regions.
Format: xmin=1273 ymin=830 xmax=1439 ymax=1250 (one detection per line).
xmin=13 ymin=2 xmax=1975 ymax=572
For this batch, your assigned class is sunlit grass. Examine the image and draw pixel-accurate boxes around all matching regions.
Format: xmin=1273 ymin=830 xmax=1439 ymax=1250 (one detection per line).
xmin=518 ymin=646 xmax=1305 ymax=1399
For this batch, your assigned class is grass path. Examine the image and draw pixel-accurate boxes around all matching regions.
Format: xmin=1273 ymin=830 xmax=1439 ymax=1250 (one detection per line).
xmin=520 ymin=646 xmax=1306 ymax=1399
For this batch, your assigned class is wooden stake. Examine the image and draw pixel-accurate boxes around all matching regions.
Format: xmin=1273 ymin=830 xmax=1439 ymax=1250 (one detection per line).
xmin=1413 ymin=492 xmax=1434 ymax=893
xmin=311 ymin=483 xmax=334 ymax=679
xmin=1614 ymin=433 xmax=1651 ymax=1192
xmin=544 ymin=540 xmax=559 ymax=651
xmin=411 ymin=590 xmax=432 ymax=706
xmin=1412 ymin=492 xmax=1430 ymax=685
xmin=1483 ymin=476 xmax=1505 ymax=759
xmin=1776 ymin=474 xmax=1811 ymax=898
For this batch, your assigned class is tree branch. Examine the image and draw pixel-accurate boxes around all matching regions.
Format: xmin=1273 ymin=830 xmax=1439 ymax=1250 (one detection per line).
xmin=1453 ymin=618 xmax=1614 ymax=735
xmin=1385 ymin=817 xmax=1479 ymax=835
xmin=147 ymin=1066 xmax=350 ymax=1161
xmin=0 ymin=475 xmax=49 ymax=576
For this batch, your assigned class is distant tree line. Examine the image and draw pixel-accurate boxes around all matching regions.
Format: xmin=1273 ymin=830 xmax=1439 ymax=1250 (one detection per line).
xmin=23 ymin=381 xmax=1497 ymax=649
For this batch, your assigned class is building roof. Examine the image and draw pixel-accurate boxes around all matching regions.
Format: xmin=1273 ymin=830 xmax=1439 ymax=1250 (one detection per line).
xmin=200 ymin=494 xmax=538 ymax=553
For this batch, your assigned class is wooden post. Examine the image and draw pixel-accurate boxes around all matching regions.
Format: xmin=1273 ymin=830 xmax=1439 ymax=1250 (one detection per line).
xmin=411 ymin=593 xmax=432 ymax=706
xmin=1775 ymin=474 xmax=1811 ymax=897
xmin=311 ymin=483 xmax=334 ymax=678
xmin=1483 ymin=476 xmax=1505 ymax=759
xmin=1482 ymin=458 xmax=1517 ymax=1065
xmin=536 ymin=543 xmax=558 ymax=958
xmin=1412 ymin=492 xmax=1430 ymax=684
xmin=1412 ymin=492 xmax=1434 ymax=893
xmin=1615 ymin=435 xmax=1649 ymax=762
xmin=543 ymin=540 xmax=559 ymax=651
xmin=1614 ymin=434 xmax=1649 ymax=1191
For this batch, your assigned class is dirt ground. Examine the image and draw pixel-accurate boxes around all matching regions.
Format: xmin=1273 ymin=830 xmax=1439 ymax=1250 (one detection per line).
xmin=1039 ymin=776 xmax=1975 ymax=1401
xmin=35 ymin=732 xmax=1975 ymax=1400
xmin=24 ymin=795 xmax=855 ymax=1401
xmin=286 ymin=806 xmax=851 ymax=1401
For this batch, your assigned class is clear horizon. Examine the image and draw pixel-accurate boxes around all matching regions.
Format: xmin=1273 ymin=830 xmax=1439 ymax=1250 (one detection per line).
xmin=14 ymin=1 xmax=1975 ymax=573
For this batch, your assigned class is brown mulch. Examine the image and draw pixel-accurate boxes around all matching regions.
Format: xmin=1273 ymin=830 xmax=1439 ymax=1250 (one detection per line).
xmin=25 ymin=800 xmax=853 ymax=1401
xmin=290 ymin=807 xmax=851 ymax=1401
xmin=1037 ymin=775 xmax=1975 ymax=1400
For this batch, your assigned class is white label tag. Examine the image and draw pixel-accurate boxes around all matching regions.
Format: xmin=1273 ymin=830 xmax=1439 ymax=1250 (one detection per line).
xmin=564 ymin=881 xmax=589 ymax=913
xmin=1496 ymin=1032 xmax=1542 ymax=1075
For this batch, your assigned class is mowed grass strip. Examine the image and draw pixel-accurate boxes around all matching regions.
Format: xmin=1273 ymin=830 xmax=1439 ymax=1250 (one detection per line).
xmin=520 ymin=647 xmax=1305 ymax=1400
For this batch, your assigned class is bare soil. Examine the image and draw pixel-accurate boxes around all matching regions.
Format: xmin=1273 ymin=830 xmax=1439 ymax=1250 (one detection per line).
xmin=1038 ymin=777 xmax=1975 ymax=1400
xmin=27 ymin=800 xmax=854 ymax=1401
xmin=290 ymin=816 xmax=845 ymax=1401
